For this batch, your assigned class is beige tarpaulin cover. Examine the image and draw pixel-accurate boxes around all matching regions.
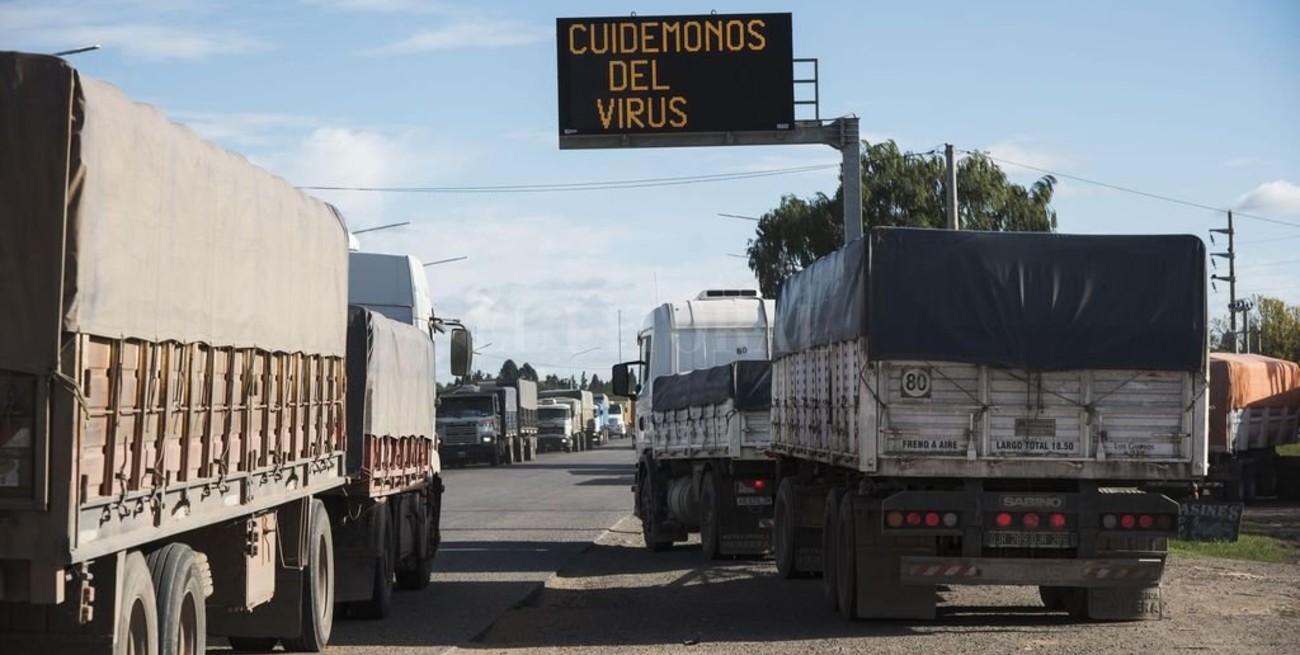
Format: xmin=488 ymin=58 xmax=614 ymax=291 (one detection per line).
xmin=346 ymin=307 xmax=439 ymax=477
xmin=1 ymin=52 xmax=348 ymax=371
xmin=1209 ymin=352 xmax=1300 ymax=450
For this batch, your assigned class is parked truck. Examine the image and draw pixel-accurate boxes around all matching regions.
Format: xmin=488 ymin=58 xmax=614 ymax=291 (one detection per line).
xmin=537 ymin=401 xmax=578 ymax=453
xmin=592 ymin=393 xmax=611 ymax=445
xmin=607 ymin=402 xmax=627 ymax=439
xmin=767 ymin=228 xmax=1207 ymax=621
xmin=540 ymin=397 xmax=588 ymax=452
xmin=437 ymin=385 xmax=521 ymax=466
xmin=1206 ymin=352 xmax=1300 ymax=502
xmin=0 ymin=53 xmax=472 ymax=654
xmin=481 ymin=379 xmax=540 ymax=462
xmin=541 ymin=389 xmax=598 ymax=449
xmin=612 ymin=290 xmax=778 ymax=558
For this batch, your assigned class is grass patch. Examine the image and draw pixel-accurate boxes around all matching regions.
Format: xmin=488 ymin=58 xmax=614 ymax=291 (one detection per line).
xmin=1277 ymin=443 xmax=1300 ymax=457
xmin=1171 ymin=534 xmax=1295 ymax=563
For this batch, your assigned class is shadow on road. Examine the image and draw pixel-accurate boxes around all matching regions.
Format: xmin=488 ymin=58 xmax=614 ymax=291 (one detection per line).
xmin=466 ymin=541 xmax=1092 ymax=649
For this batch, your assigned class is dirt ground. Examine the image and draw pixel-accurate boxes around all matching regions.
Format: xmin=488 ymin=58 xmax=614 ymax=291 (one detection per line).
xmin=469 ymin=515 xmax=1300 ymax=655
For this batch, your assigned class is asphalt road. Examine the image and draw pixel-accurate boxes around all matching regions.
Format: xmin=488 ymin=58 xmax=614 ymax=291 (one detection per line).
xmin=212 ymin=440 xmax=636 ymax=654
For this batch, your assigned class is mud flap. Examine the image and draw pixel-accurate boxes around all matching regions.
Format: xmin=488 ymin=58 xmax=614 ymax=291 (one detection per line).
xmin=1087 ymin=586 xmax=1164 ymax=621
xmin=852 ymin=503 xmax=937 ymax=620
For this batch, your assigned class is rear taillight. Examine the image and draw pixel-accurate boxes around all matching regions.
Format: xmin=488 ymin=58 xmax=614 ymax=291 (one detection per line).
xmin=1022 ymin=512 xmax=1041 ymax=529
xmin=886 ymin=510 xmax=960 ymax=530
xmin=995 ymin=512 xmax=1013 ymax=528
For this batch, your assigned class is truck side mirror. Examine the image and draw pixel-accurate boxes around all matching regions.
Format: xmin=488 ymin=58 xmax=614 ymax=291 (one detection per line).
xmin=450 ymin=328 xmax=473 ymax=377
xmin=611 ymin=362 xmax=642 ymax=398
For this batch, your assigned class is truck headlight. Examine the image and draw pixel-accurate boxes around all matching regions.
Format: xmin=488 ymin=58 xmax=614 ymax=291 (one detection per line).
xmin=482 ymin=436 xmax=493 ymax=443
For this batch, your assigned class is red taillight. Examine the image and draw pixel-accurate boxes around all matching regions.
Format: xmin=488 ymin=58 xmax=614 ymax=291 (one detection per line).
xmin=1049 ymin=513 xmax=1067 ymax=529
xmin=1120 ymin=514 xmax=1136 ymax=529
xmin=924 ymin=512 xmax=941 ymax=527
xmin=753 ymin=479 xmax=767 ymax=492
xmin=905 ymin=512 xmax=922 ymax=526
xmin=1022 ymin=512 xmax=1041 ymax=529
xmin=995 ymin=512 xmax=1013 ymax=528
xmin=1138 ymin=514 xmax=1154 ymax=529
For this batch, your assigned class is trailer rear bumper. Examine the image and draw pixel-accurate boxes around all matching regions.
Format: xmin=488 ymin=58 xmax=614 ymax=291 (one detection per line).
xmin=899 ymin=555 xmax=1165 ymax=588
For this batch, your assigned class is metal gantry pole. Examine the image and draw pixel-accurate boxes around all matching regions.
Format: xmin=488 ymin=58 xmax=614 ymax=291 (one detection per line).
xmin=839 ymin=117 xmax=862 ymax=242
xmin=945 ymin=144 xmax=960 ymax=230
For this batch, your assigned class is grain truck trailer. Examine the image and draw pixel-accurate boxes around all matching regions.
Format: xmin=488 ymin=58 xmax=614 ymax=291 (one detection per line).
xmin=769 ymin=228 xmax=1208 ymax=621
xmin=0 ymin=52 xmax=471 ymax=654
xmin=612 ymin=290 xmax=779 ymax=558
xmin=1206 ymin=352 xmax=1300 ymax=501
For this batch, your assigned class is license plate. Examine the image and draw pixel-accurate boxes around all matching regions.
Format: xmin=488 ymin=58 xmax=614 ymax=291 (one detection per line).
xmin=456 ymin=451 xmax=468 ymax=458
xmin=736 ymin=496 xmax=773 ymax=507
xmin=984 ymin=531 xmax=1074 ymax=548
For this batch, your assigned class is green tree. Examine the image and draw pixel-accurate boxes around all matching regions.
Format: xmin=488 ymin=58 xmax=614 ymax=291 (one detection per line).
xmin=519 ymin=363 xmax=539 ymax=382
xmin=588 ymin=373 xmax=606 ymax=394
xmin=1252 ymin=296 xmax=1300 ymax=362
xmin=498 ymin=359 xmax=520 ymax=384
xmin=746 ymin=140 xmax=1058 ymax=296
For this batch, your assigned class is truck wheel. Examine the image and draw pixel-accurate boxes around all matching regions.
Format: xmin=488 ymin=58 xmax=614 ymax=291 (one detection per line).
xmin=147 ymin=544 xmax=207 ymax=655
xmin=117 ymin=551 xmax=159 ymax=655
xmin=226 ymin=637 xmax=279 ymax=652
xmin=283 ymin=499 xmax=334 ymax=652
xmin=835 ymin=493 xmax=859 ymax=620
xmin=774 ymin=479 xmax=800 ymax=579
xmin=822 ymin=488 xmax=844 ymax=611
xmin=640 ymin=470 xmax=671 ymax=552
xmin=352 ymin=504 xmax=395 ymax=619
xmin=489 ymin=446 xmax=502 ymax=467
xmin=397 ymin=491 xmax=439 ymax=591
xmin=700 ymin=472 xmax=721 ymax=560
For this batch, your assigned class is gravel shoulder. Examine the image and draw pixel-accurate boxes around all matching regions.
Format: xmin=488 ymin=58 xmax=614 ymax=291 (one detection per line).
xmin=472 ymin=515 xmax=1300 ymax=655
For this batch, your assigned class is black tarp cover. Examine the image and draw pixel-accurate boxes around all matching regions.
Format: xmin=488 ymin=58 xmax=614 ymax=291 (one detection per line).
xmin=652 ymin=360 xmax=773 ymax=413
xmin=774 ymin=228 xmax=1206 ymax=371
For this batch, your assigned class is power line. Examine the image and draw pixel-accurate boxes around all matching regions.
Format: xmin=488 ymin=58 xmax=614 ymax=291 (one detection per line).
xmin=299 ymin=163 xmax=838 ymax=194
xmin=959 ymin=149 xmax=1300 ymax=231
xmin=1236 ymin=256 xmax=1300 ymax=270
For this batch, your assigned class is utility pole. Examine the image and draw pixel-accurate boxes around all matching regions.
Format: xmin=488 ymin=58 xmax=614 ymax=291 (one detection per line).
xmin=1210 ymin=211 xmax=1237 ymax=352
xmin=945 ymin=144 xmax=959 ymax=230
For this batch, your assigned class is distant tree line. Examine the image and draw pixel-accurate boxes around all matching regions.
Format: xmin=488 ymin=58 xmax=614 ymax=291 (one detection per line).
xmin=440 ymin=358 xmax=607 ymax=394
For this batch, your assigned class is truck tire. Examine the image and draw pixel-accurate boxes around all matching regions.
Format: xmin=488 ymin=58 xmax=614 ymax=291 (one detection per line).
xmin=640 ymin=468 xmax=671 ymax=552
xmin=835 ymin=494 xmax=859 ymax=620
xmin=352 ymin=504 xmax=395 ymax=619
xmin=147 ymin=544 xmax=207 ymax=655
xmin=821 ymin=488 xmax=844 ymax=611
xmin=396 ymin=489 xmax=439 ymax=591
xmin=117 ymin=551 xmax=159 ymax=655
xmin=283 ymin=499 xmax=334 ymax=652
xmin=774 ymin=479 xmax=799 ymax=579
xmin=489 ymin=445 xmax=502 ymax=467
xmin=700 ymin=471 xmax=721 ymax=560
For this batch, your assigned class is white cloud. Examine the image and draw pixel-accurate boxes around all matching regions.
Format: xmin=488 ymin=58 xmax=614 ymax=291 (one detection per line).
xmin=1221 ymin=157 xmax=1259 ymax=169
xmin=1235 ymin=181 xmax=1300 ymax=217
xmin=982 ymin=138 xmax=1069 ymax=175
xmin=250 ymin=126 xmax=478 ymax=229
xmin=169 ymin=111 xmax=325 ymax=148
xmin=362 ymin=20 xmax=547 ymax=55
xmin=357 ymin=211 xmax=758 ymax=382
xmin=0 ymin=1 xmax=269 ymax=60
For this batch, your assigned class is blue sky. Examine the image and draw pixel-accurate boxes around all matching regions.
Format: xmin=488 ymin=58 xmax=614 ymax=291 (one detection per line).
xmin=3 ymin=0 xmax=1298 ymax=380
